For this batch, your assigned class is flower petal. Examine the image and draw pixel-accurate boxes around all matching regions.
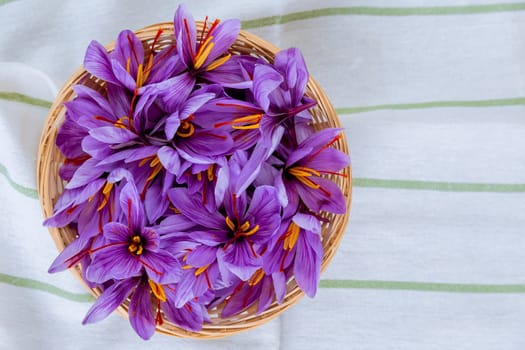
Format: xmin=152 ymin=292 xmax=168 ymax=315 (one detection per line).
xmin=185 ymin=245 xmax=218 ymax=267
xmin=164 ymin=111 xmax=180 ymax=140
xmin=293 ymin=176 xmax=347 ymax=214
xmin=202 ymin=19 xmax=240 ymax=67
xmin=274 ymin=48 xmax=309 ymax=106
xmin=245 ymin=185 xmax=281 ymax=240
xmin=112 ymin=29 xmax=144 ymax=78
xmin=83 ymin=40 xmax=119 ymax=85
xmin=119 ymin=181 xmax=145 ymax=231
xmin=253 ymin=63 xmax=283 ymax=111
xmin=141 ymin=250 xmax=182 ymax=284
xmin=167 ymin=188 xmax=225 ymax=229
xmin=89 ymin=126 xmax=137 ymax=144
xmin=157 ymin=146 xmax=181 ymax=175
xmin=82 ymin=278 xmax=137 ymax=324
xmin=129 ymin=281 xmax=155 ymax=340
xmin=221 ymin=241 xmax=261 ymax=281
xmin=86 ymin=245 xmax=142 ymax=283
xmin=173 ymin=4 xmax=196 ymax=67
xmin=294 ymin=231 xmax=323 ymax=297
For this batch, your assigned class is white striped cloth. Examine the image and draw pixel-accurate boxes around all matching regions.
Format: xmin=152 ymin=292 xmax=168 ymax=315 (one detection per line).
xmin=1 ymin=0 xmax=524 ymax=349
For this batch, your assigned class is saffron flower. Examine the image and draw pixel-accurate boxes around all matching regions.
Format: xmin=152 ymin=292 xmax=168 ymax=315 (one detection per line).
xmin=44 ymin=4 xmax=349 ymax=340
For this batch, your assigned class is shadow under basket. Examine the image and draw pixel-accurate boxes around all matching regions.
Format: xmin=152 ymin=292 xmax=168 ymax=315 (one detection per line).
xmin=37 ymin=22 xmax=352 ymax=339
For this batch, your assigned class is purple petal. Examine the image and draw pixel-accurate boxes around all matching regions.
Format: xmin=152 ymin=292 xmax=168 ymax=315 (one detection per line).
xmin=83 ymin=40 xmax=119 ymax=85
xmin=56 ymin=118 xmax=87 ymax=158
xmin=103 ymin=222 xmax=130 ymax=242
xmin=185 ymin=245 xmax=218 ymax=267
xmin=304 ymin=148 xmax=350 ymax=173
xmin=157 ymin=146 xmax=181 ymax=175
xmin=147 ymin=46 xmax=184 ymax=83
xmin=86 ymin=245 xmax=142 ymax=283
xmin=173 ymin=4 xmax=196 ymax=67
xmin=294 ymin=231 xmax=323 ymax=297
xmin=293 ymin=176 xmax=347 ymax=214
xmin=164 ymin=111 xmax=180 ymax=139
xmin=253 ymin=64 xmax=283 ymax=111
xmin=274 ymin=48 xmax=309 ymax=106
xmin=176 ymin=129 xmax=233 ymax=161
xmin=272 ymin=271 xmax=287 ymax=303
xmin=163 ymin=300 xmax=204 ymax=332
xmin=119 ymin=181 xmax=145 ymax=231
xmin=141 ymin=250 xmax=182 ymax=284
xmin=81 ymin=136 xmax=112 ymax=160
xmin=106 ymin=83 xmax=132 ymax=118
xmin=257 ymin=276 xmax=275 ymax=313
xmin=180 ymin=92 xmax=215 ymax=120
xmin=89 ymin=126 xmax=137 ymax=144
xmin=111 ymin=59 xmax=137 ymax=90
xmin=144 ymin=182 xmax=168 ymax=223
xmin=129 ymin=281 xmax=155 ymax=340
xmin=167 ymin=188 xmax=225 ymax=229
xmin=155 ymin=214 xmax=197 ymax=235
xmin=245 ymin=185 xmax=281 ymax=240
xmin=292 ymin=213 xmax=321 ymax=235
xmin=82 ymin=279 xmax=137 ymax=324
xmin=139 ymin=72 xmax=194 ymax=112
xmin=73 ymin=85 xmax=114 ymax=116
xmin=221 ymin=241 xmax=261 ymax=281
xmin=202 ymin=19 xmax=240 ymax=67
xmin=112 ymin=29 xmax=144 ymax=78
xmin=48 ymin=233 xmax=95 ymax=273
xmin=65 ymin=158 xmax=105 ymax=189
xmin=287 ymin=128 xmax=343 ymax=166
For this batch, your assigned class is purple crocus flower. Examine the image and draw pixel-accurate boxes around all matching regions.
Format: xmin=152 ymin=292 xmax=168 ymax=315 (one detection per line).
xmin=84 ymin=28 xmax=182 ymax=92
xmin=167 ymin=154 xmax=281 ymax=281
xmin=85 ymin=181 xmax=182 ymax=284
xmin=263 ymin=212 xmax=323 ymax=297
xmin=219 ymin=269 xmax=287 ymax=317
xmin=82 ymin=274 xmax=209 ymax=340
xmin=281 ymin=127 xmax=349 ymax=214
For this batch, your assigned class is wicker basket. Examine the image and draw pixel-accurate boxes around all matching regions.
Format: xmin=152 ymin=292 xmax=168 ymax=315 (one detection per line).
xmin=37 ymin=22 xmax=352 ymax=339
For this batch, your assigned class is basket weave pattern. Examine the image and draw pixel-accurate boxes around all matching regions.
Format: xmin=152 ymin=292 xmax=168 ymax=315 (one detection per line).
xmin=37 ymin=22 xmax=352 ymax=338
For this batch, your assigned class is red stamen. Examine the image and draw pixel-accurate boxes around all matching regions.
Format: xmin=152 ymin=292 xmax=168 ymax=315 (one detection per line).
xmin=280 ymin=249 xmax=291 ymax=272
xmin=183 ymin=19 xmax=195 ymax=57
xmin=143 ymin=45 xmax=176 ymax=75
xmin=232 ymin=194 xmax=240 ymax=225
xmin=306 ymin=134 xmax=342 ymax=162
xmin=66 ymin=205 xmax=78 ymax=216
xmin=155 ymin=300 xmax=163 ymax=325
xmin=127 ymin=34 xmax=140 ymax=65
xmin=204 ymin=270 xmax=212 ymax=289
xmin=127 ymin=199 xmax=133 ymax=232
xmin=246 ymin=238 xmax=258 ymax=258
xmin=94 ymin=115 xmax=116 ymax=124
xmin=242 ymin=285 xmax=253 ymax=308
xmin=151 ymin=28 xmax=163 ymax=53
xmin=133 ymin=255 xmax=164 ymax=276
xmin=98 ymin=210 xmax=103 ymax=233
xmin=184 ymin=303 xmax=193 ymax=312
xmin=199 ymin=16 xmax=208 ymax=46
xmin=198 ymin=131 xmax=228 ymax=140
xmin=215 ymin=102 xmax=261 ymax=113
xmin=64 ymin=155 xmax=90 ymax=166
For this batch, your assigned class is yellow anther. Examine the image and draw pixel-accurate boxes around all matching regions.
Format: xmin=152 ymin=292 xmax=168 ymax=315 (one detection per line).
xmin=225 ymin=216 xmax=236 ymax=231
xmin=248 ymin=269 xmax=265 ymax=286
xmin=207 ymin=165 xmax=215 ymax=181
xmin=194 ymin=264 xmax=210 ymax=276
xmin=176 ymin=120 xmax=195 ymax=138
xmin=136 ymin=63 xmax=144 ymax=88
xmin=205 ymin=53 xmax=231 ymax=71
xmin=194 ymin=37 xmax=215 ymax=69
xmin=283 ymin=222 xmax=300 ymax=250
xmin=242 ymin=224 xmax=260 ymax=237
xmin=232 ymin=123 xmax=260 ymax=130
xmin=240 ymin=220 xmax=250 ymax=232
xmin=148 ymin=280 xmax=166 ymax=302
xmin=182 ymin=265 xmax=193 ymax=270
xmin=126 ymin=57 xmax=131 ymax=74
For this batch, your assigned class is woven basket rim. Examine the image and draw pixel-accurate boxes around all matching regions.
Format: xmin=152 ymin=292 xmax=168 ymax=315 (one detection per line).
xmin=37 ymin=21 xmax=352 ymax=339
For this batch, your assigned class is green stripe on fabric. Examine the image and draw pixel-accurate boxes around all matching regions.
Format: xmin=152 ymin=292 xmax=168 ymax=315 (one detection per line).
xmin=0 ymin=0 xmax=18 ymax=5
xmin=0 ymin=163 xmax=39 ymax=199
xmin=241 ymin=3 xmax=525 ymax=28
xmin=353 ymin=178 xmax=525 ymax=193
xmin=336 ymin=97 xmax=525 ymax=115
xmin=0 ymin=91 xmax=52 ymax=108
xmin=2 ymin=273 xmax=524 ymax=305
xmin=320 ymin=280 xmax=525 ymax=293
xmin=0 ymin=273 xmax=94 ymax=302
